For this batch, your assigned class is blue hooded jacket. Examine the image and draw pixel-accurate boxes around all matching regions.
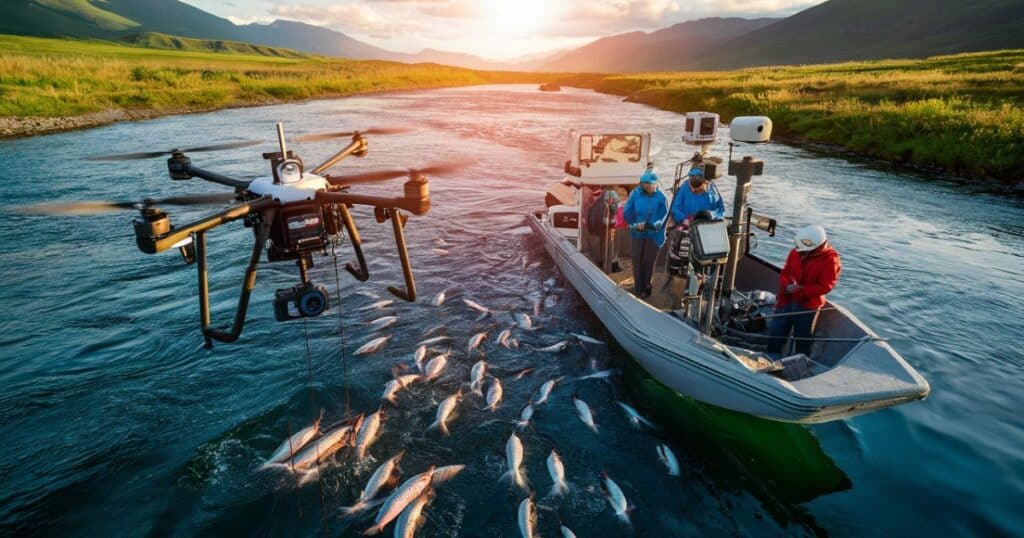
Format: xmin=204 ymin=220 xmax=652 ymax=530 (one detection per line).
xmin=670 ymin=182 xmax=725 ymax=223
xmin=622 ymin=187 xmax=668 ymax=247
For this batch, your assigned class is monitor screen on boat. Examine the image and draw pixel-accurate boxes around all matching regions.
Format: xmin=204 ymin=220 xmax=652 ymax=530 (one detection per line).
xmin=692 ymin=220 xmax=730 ymax=261
xmin=579 ymin=134 xmax=643 ymax=165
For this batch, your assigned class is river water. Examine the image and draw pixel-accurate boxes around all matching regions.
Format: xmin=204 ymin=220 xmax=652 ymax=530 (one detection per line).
xmin=0 ymin=85 xmax=1021 ymax=537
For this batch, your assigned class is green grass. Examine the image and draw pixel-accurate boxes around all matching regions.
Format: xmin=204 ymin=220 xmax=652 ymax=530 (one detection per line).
xmin=0 ymin=34 xmax=543 ymax=119
xmin=562 ymin=50 xmax=1024 ymax=183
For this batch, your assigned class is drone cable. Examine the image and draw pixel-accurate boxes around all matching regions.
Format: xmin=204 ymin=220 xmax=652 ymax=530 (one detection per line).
xmin=330 ymin=243 xmax=352 ymax=415
xmin=301 ymin=316 xmax=329 ymax=521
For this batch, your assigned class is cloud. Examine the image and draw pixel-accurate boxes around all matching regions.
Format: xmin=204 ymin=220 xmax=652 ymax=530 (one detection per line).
xmin=268 ymin=3 xmax=429 ymax=36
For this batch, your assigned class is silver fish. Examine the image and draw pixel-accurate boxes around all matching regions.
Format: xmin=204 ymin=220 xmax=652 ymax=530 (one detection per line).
xmin=287 ymin=413 xmax=363 ymax=471
xmin=396 ymin=374 xmax=421 ymax=388
xmin=617 ymin=402 xmax=657 ymax=430
xmin=339 ymin=450 xmax=404 ymax=516
xmin=546 ymin=449 xmax=568 ymax=498
xmin=497 ymin=328 xmax=513 ymax=349
xmin=514 ymin=312 xmax=534 ymax=330
xmin=262 ymin=410 xmax=324 ymax=468
xmin=418 ymin=335 xmax=450 ymax=347
xmin=518 ymin=497 xmax=536 ymax=538
xmin=393 ymin=491 xmax=430 ymax=538
xmin=431 ymin=290 xmax=447 ymax=306
xmin=360 ymin=299 xmax=394 ymax=311
xmin=381 ymin=379 xmax=403 ymax=406
xmin=423 ymin=354 xmax=448 ymax=382
xmin=570 ymin=332 xmax=604 ymax=345
xmin=462 ymin=298 xmax=491 ymax=314
xmin=369 ymin=315 xmax=398 ymax=330
xmin=413 ymin=345 xmax=428 ymax=371
xmin=534 ymin=340 xmax=569 ymax=353
xmin=501 ymin=432 xmax=529 ymax=492
xmin=428 ymin=390 xmax=461 ymax=436
xmin=430 ymin=464 xmax=465 ymax=485
xmin=573 ymin=394 xmax=598 ymax=433
xmin=534 ymin=378 xmax=559 ymax=405
xmin=356 ymin=335 xmax=392 ymax=356
xmin=515 ymin=403 xmax=534 ymax=431
xmin=483 ymin=377 xmax=503 ymax=412
xmin=657 ymin=444 xmax=681 ymax=477
xmin=421 ymin=324 xmax=446 ymax=338
xmin=560 ymin=525 xmax=578 ymax=538
xmin=355 ymin=409 xmax=384 ymax=460
xmin=432 ymin=248 xmax=449 ymax=256
xmin=600 ymin=470 xmax=630 ymax=525
xmin=363 ymin=466 xmax=435 ymax=535
xmin=576 ymin=369 xmax=620 ymax=381
xmin=468 ymin=331 xmax=487 ymax=353
xmin=469 ymin=360 xmax=488 ymax=395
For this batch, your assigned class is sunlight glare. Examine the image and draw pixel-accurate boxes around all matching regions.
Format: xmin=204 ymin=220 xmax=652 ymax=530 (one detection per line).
xmin=488 ymin=0 xmax=547 ymax=35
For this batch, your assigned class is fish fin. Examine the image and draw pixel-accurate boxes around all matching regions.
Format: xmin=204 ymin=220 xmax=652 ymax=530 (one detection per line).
xmin=499 ymin=469 xmax=512 ymax=483
xmin=337 ymin=500 xmax=366 ymax=517
xmin=259 ymin=462 xmax=291 ymax=472
xmin=439 ymin=421 xmax=449 ymax=436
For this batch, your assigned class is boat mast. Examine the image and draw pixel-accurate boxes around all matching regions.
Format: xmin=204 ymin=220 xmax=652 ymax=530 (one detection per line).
xmin=720 ymin=155 xmax=764 ymax=309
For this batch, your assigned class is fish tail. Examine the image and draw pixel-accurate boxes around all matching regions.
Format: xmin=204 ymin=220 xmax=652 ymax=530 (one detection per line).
xmin=439 ymin=421 xmax=449 ymax=436
xmin=337 ymin=500 xmax=366 ymax=517
xmin=514 ymin=468 xmax=530 ymax=492
xmin=361 ymin=524 xmax=383 ymax=536
xmin=616 ymin=511 xmax=631 ymax=526
xmin=548 ymin=481 xmax=567 ymax=498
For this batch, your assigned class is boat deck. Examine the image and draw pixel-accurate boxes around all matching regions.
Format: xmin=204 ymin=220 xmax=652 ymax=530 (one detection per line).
xmin=606 ymin=254 xmax=681 ymax=311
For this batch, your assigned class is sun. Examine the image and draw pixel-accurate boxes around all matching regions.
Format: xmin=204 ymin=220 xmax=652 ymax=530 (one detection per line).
xmin=487 ymin=0 xmax=548 ymax=35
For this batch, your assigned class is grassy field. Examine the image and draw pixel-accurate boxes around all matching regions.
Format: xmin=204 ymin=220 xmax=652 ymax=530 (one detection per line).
xmin=563 ymin=50 xmax=1024 ymax=184
xmin=0 ymin=34 xmax=541 ymax=120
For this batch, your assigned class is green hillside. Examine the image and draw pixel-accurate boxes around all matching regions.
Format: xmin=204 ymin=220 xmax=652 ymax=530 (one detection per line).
xmin=119 ymin=32 xmax=310 ymax=59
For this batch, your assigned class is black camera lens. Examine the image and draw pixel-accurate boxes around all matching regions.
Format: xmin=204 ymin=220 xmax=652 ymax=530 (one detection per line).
xmin=298 ymin=288 xmax=328 ymax=317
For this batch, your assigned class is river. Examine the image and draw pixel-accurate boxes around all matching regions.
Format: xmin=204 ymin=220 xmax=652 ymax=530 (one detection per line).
xmin=0 ymin=85 xmax=1021 ymax=536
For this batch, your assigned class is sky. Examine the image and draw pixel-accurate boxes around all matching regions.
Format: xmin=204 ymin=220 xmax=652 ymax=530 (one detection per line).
xmin=185 ymin=0 xmax=824 ymax=60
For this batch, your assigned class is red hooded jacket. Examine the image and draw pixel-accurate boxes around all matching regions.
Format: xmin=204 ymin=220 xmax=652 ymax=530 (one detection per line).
xmin=776 ymin=244 xmax=842 ymax=310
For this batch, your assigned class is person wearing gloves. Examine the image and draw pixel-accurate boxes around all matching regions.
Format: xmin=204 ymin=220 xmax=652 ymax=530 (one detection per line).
xmin=767 ymin=225 xmax=842 ymax=357
xmin=622 ymin=170 xmax=668 ymax=299
xmin=669 ymin=167 xmax=725 ymax=226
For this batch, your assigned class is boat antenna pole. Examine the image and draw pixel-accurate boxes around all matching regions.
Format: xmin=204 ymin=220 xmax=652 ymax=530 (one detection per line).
xmin=720 ymin=155 xmax=764 ymax=313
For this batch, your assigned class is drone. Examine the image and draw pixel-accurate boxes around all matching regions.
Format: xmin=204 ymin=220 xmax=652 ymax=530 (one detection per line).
xmin=20 ymin=123 xmax=464 ymax=348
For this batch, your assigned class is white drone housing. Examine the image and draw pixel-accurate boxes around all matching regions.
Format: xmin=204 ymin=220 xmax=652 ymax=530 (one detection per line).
xmin=729 ymin=116 xmax=773 ymax=143
xmin=682 ymin=112 xmax=720 ymax=145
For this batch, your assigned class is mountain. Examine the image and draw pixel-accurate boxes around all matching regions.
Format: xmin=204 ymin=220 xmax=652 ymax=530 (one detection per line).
xmin=694 ymin=0 xmax=1024 ymax=69
xmin=537 ymin=18 xmax=777 ymax=73
xmin=237 ymin=19 xmax=402 ymax=61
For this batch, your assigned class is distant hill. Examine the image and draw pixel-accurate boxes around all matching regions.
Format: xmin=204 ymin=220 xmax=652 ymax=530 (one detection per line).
xmin=695 ymin=0 xmax=1024 ymax=69
xmin=120 ymin=32 xmax=310 ymax=59
xmin=537 ymin=18 xmax=777 ymax=73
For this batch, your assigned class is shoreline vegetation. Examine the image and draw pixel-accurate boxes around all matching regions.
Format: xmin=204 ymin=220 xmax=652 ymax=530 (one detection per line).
xmin=1 ymin=35 xmax=1021 ymax=188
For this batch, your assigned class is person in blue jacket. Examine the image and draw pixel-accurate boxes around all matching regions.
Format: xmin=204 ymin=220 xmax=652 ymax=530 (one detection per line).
xmin=622 ymin=169 xmax=668 ymax=299
xmin=670 ymin=167 xmax=725 ymax=226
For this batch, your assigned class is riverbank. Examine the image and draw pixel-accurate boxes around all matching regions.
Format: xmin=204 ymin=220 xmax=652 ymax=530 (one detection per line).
xmin=0 ymin=34 xmax=545 ymax=137
xmin=559 ymin=49 xmax=1024 ymax=188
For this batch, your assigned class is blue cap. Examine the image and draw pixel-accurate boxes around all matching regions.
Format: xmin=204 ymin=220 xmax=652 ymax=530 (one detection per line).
xmin=688 ymin=168 xmax=704 ymax=177
xmin=639 ymin=170 xmax=658 ymax=184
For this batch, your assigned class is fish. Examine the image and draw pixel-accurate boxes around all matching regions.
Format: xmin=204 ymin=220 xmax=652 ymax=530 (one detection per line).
xmin=572 ymin=394 xmax=598 ymax=433
xmin=515 ymin=403 xmax=534 ymax=431
xmin=381 ymin=379 xmax=403 ymax=406
xmin=421 ymin=324 xmax=446 ymax=338
xmin=356 ymin=335 xmax=392 ymax=356
xmin=501 ymin=432 xmax=529 ymax=492
xmin=417 ymin=335 xmax=450 ymax=347
xmin=286 ymin=413 xmax=364 ymax=471
xmin=497 ymin=328 xmax=513 ymax=349
xmin=534 ymin=378 xmax=559 ymax=406
xmin=467 ymin=331 xmax=487 ymax=354
xmin=616 ymin=402 xmax=657 ymax=430
xmin=338 ymin=450 xmax=404 ymax=516
xmin=534 ymin=340 xmax=570 ymax=353
xmin=431 ymin=290 xmax=447 ymax=306
xmin=514 ymin=312 xmax=535 ymax=330
xmin=363 ymin=466 xmax=435 ymax=535
xmin=393 ymin=491 xmax=431 ymax=538
xmin=657 ymin=444 xmax=681 ymax=477
xmin=360 ymin=299 xmax=394 ymax=311
xmin=518 ymin=497 xmax=536 ymax=538
xmin=368 ymin=315 xmax=398 ymax=331
xmin=396 ymin=374 xmax=421 ymax=388
xmin=428 ymin=390 xmax=462 ymax=436
xmin=560 ymin=525 xmax=578 ymax=538
xmin=413 ymin=345 xmax=428 ymax=371
xmin=355 ymin=409 xmax=384 ymax=460
xmin=462 ymin=298 xmax=491 ymax=315
xmin=423 ymin=354 xmax=448 ymax=382
xmin=600 ymin=470 xmax=631 ymax=525
xmin=569 ymin=332 xmax=604 ymax=345
xmin=575 ymin=369 xmax=620 ymax=382
xmin=483 ymin=377 xmax=503 ymax=412
xmin=513 ymin=367 xmax=534 ymax=380
xmin=261 ymin=409 xmax=324 ymax=468
xmin=356 ymin=290 xmax=379 ymax=299
xmin=546 ymin=449 xmax=568 ymax=498
xmin=432 ymin=248 xmax=449 ymax=256
xmin=430 ymin=464 xmax=466 ymax=485
xmin=469 ymin=360 xmax=488 ymax=395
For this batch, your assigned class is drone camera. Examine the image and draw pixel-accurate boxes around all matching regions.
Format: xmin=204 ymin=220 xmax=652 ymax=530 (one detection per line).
xmin=133 ymin=207 xmax=170 ymax=254
xmin=267 ymin=204 xmax=330 ymax=261
xmin=273 ymin=282 xmax=330 ymax=321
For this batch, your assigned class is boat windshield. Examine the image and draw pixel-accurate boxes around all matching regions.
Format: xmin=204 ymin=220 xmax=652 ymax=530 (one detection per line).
xmin=580 ymin=134 xmax=643 ymax=165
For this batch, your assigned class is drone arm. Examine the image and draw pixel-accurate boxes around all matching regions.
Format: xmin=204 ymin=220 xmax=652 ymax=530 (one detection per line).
xmin=315 ymin=178 xmax=430 ymax=215
xmin=313 ymin=137 xmax=368 ymax=176
xmin=185 ymin=165 xmax=252 ymax=189
xmin=336 ymin=203 xmax=369 ymax=281
xmin=140 ymin=197 xmax=277 ymax=254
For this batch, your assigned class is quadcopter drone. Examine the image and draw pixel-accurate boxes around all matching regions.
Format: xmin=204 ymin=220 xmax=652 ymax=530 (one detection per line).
xmin=22 ymin=124 xmax=463 ymax=348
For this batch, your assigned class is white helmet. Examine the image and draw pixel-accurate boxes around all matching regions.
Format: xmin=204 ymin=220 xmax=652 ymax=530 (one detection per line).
xmin=794 ymin=225 xmax=827 ymax=252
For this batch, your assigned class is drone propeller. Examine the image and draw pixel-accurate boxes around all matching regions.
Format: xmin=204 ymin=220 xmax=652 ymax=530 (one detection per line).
xmin=333 ymin=161 xmax=472 ymax=184
xmin=86 ymin=140 xmax=263 ymax=161
xmin=294 ymin=127 xmax=410 ymax=143
xmin=10 ymin=192 xmax=239 ymax=215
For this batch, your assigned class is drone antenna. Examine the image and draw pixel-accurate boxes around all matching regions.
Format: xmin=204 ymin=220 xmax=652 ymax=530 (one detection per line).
xmin=276 ymin=122 xmax=288 ymax=159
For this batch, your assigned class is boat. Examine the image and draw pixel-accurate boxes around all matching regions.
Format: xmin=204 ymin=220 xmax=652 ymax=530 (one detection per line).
xmin=527 ymin=118 xmax=930 ymax=423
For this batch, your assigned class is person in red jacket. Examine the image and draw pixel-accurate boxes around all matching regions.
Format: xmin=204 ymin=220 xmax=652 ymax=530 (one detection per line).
xmin=767 ymin=225 xmax=842 ymax=357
